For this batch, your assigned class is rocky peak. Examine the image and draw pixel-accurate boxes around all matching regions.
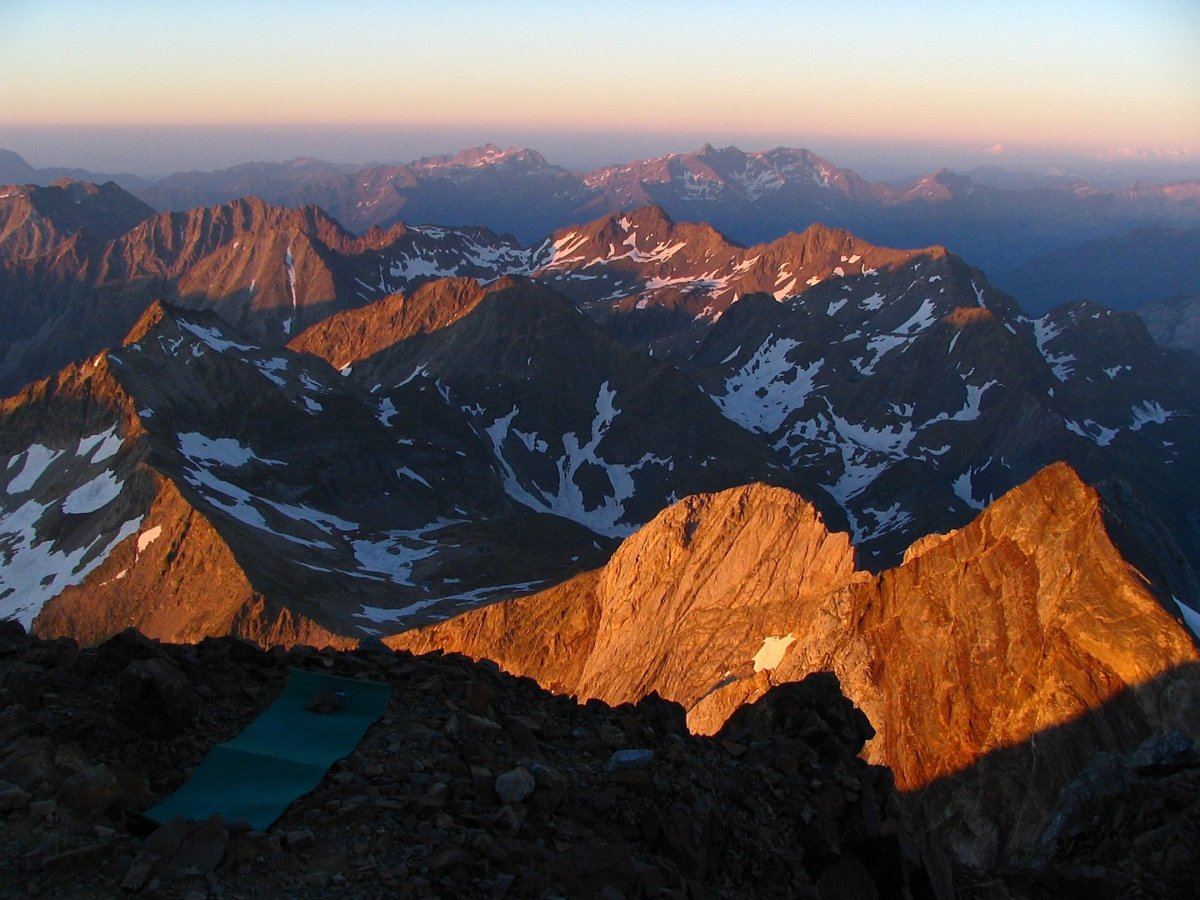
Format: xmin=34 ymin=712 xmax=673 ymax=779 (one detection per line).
xmin=391 ymin=463 xmax=1200 ymax=867
xmin=0 ymin=351 xmax=144 ymax=453
xmin=414 ymin=144 xmax=555 ymax=174
xmin=0 ymin=179 xmax=153 ymax=259
xmin=119 ymin=299 xmax=182 ymax=348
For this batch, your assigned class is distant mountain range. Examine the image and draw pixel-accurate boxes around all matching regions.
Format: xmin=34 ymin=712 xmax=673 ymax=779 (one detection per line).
xmin=4 ymin=143 xmax=1199 ymax=311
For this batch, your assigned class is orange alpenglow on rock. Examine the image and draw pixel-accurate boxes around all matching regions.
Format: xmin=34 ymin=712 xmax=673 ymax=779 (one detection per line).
xmin=389 ymin=464 xmax=1200 ymax=866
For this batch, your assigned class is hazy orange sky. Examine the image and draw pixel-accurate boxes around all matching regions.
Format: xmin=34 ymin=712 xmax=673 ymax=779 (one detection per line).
xmin=2 ymin=0 xmax=1198 ymax=173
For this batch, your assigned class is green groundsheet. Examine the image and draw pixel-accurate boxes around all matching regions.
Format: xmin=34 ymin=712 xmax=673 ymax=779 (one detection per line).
xmin=145 ymin=669 xmax=389 ymax=831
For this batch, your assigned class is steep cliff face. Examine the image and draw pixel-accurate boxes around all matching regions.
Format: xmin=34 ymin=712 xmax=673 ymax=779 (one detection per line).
xmin=780 ymin=463 xmax=1200 ymax=865
xmin=389 ymin=464 xmax=1200 ymax=866
xmin=390 ymin=484 xmax=858 ymax=692
xmin=566 ymin=485 xmax=860 ymax=704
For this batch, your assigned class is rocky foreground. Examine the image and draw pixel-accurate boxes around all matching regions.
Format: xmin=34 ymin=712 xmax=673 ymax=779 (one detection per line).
xmin=0 ymin=620 xmax=954 ymax=899
xmin=3 ymin=620 xmax=1200 ymax=899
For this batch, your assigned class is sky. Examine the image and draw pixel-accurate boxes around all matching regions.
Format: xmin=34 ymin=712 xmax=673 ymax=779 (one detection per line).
xmin=1 ymin=0 xmax=1198 ymax=177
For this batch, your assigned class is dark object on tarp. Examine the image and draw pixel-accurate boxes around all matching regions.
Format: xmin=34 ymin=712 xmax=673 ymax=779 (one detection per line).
xmin=143 ymin=669 xmax=389 ymax=831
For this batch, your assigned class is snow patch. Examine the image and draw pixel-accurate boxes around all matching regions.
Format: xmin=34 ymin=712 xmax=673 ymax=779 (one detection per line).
xmin=1032 ymin=316 xmax=1075 ymax=381
xmin=925 ymin=380 xmax=998 ymax=425
xmin=1130 ymin=401 xmax=1172 ymax=430
xmin=752 ymin=634 xmax=796 ymax=673
xmin=76 ymin=426 xmax=122 ymax=464
xmin=1174 ymin=597 xmax=1200 ymax=641
xmin=952 ymin=469 xmax=985 ymax=510
xmin=378 ymin=397 xmax=398 ymax=427
xmin=137 ymin=525 xmax=163 ymax=554
xmin=356 ymin=579 xmax=543 ymax=624
xmin=179 ymin=320 xmax=258 ymax=354
xmin=397 ymin=466 xmax=431 ymax=489
xmin=178 ymin=433 xmax=281 ymax=468
xmin=351 ymin=525 xmax=444 ymax=585
xmin=772 ymin=277 xmax=798 ymax=300
xmin=1064 ymin=418 xmax=1119 ymax=446
xmin=0 ymin=497 xmax=142 ymax=628
xmin=253 ymin=357 xmax=289 ymax=388
xmin=716 ymin=338 xmax=821 ymax=434
xmin=62 ymin=470 xmax=123 ymax=514
xmin=285 ymin=245 xmax=298 ymax=318
xmin=513 ymin=429 xmax=549 ymax=453
xmin=6 ymin=445 xmax=64 ymax=495
xmin=485 ymin=384 xmax=670 ymax=537
xmin=896 ymin=298 xmax=938 ymax=334
xmin=860 ymin=502 xmax=914 ymax=537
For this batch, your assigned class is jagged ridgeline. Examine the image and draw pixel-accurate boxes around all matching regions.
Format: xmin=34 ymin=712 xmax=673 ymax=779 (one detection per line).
xmin=7 ymin=141 xmax=1199 ymax=283
xmin=2 ymin=176 xmax=1199 ymax=888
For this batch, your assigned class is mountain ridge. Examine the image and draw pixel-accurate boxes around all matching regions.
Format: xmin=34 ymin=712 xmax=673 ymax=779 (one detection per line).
xmin=5 ymin=190 xmax=1198 ymax=581
xmin=388 ymin=462 xmax=1200 ymax=866
xmin=7 ymin=141 xmax=1198 ymax=283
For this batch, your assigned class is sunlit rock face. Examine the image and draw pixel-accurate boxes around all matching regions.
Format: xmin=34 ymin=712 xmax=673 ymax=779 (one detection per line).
xmin=391 ymin=465 xmax=1200 ymax=866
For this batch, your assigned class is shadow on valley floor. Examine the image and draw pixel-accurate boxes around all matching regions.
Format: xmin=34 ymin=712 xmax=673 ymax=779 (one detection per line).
xmin=899 ymin=660 xmax=1200 ymax=895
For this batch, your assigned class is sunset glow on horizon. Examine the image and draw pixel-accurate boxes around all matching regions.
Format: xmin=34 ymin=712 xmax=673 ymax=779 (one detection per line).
xmin=2 ymin=0 xmax=1198 ymax=170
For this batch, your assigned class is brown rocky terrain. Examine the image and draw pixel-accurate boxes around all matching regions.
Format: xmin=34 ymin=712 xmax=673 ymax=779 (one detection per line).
xmin=390 ymin=465 xmax=1200 ymax=868
xmin=0 ymin=191 xmax=531 ymax=395
xmin=0 ymin=621 xmax=954 ymax=899
xmin=0 ymin=180 xmax=154 ymax=260
xmin=287 ymin=276 xmax=493 ymax=364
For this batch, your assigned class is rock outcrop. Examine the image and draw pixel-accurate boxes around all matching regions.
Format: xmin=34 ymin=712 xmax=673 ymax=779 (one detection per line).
xmin=391 ymin=464 xmax=1200 ymax=867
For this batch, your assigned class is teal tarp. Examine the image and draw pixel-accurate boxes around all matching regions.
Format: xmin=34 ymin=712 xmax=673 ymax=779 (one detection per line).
xmin=145 ymin=668 xmax=389 ymax=831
